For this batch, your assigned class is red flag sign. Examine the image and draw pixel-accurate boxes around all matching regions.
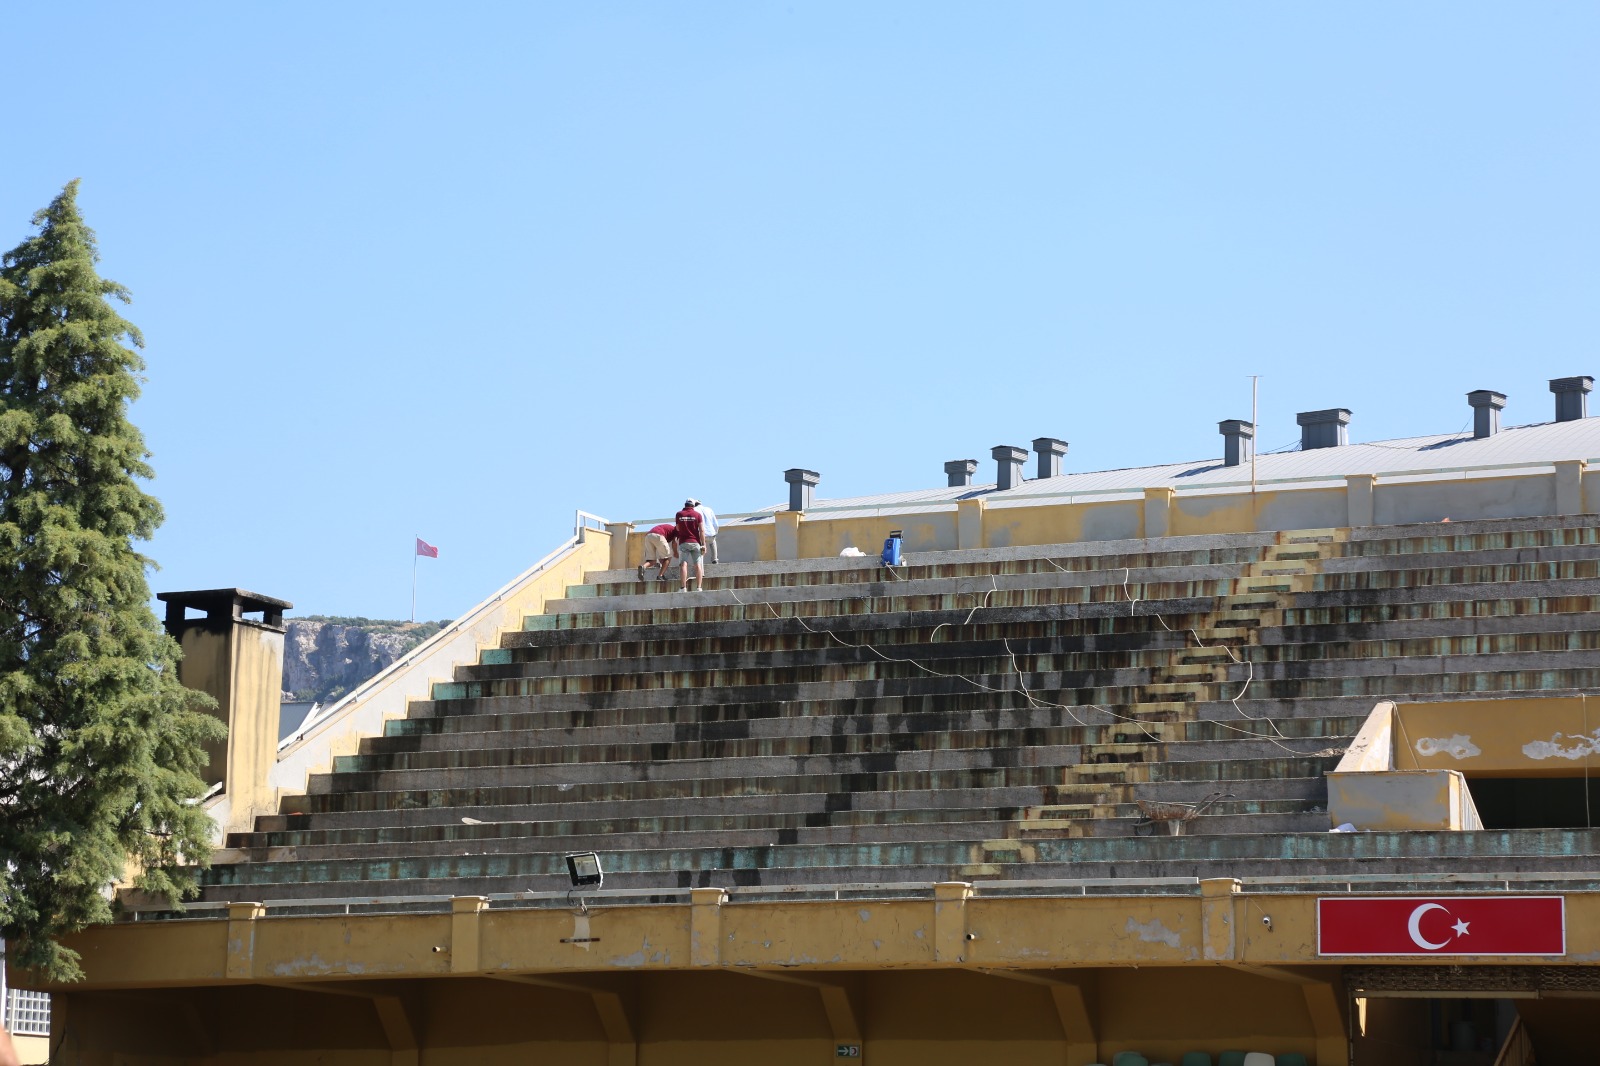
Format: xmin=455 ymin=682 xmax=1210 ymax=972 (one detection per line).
xmin=415 ymin=537 xmax=439 ymax=559
xmin=1318 ymin=896 xmax=1564 ymax=956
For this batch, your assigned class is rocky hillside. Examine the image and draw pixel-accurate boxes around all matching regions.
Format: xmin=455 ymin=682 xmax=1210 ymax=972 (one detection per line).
xmin=282 ymin=617 xmax=448 ymax=704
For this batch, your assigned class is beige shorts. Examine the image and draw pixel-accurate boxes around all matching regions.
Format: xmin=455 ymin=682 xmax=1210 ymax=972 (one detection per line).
xmin=643 ymin=533 xmax=673 ymax=563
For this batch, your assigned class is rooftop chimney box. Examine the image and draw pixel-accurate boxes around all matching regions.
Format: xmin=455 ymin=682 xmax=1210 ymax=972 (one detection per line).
xmin=1032 ymin=437 xmax=1068 ymax=480
xmin=991 ymin=445 xmax=1028 ymax=491
xmin=783 ymin=468 xmax=820 ymax=512
xmin=1296 ymin=408 xmax=1351 ymax=450
xmin=1218 ymin=420 xmax=1254 ymax=467
xmin=1549 ymin=376 xmax=1593 ymax=423
xmin=1467 ymin=390 xmax=1506 ymax=439
xmin=944 ymin=459 xmax=978 ymax=488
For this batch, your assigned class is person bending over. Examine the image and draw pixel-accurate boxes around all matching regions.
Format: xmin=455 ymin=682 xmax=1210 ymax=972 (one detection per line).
xmin=638 ymin=523 xmax=679 ymax=583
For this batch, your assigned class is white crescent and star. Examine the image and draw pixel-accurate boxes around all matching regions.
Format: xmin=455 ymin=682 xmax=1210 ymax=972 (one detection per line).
xmin=1407 ymin=903 xmax=1470 ymax=950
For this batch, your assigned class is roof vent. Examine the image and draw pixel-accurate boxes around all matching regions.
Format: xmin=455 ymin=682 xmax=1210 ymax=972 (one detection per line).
xmin=991 ymin=445 xmax=1027 ymax=491
xmin=1218 ymin=420 xmax=1254 ymax=467
xmin=1549 ymin=376 xmax=1592 ymax=423
xmin=1467 ymin=390 xmax=1506 ymax=439
xmin=783 ymin=468 xmax=819 ymax=511
xmin=944 ymin=459 xmax=978 ymax=488
xmin=1296 ymin=408 xmax=1351 ymax=450
xmin=1032 ymin=437 xmax=1067 ymax=480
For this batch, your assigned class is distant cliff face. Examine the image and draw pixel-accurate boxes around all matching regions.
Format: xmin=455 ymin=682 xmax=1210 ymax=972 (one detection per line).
xmin=281 ymin=618 xmax=443 ymax=704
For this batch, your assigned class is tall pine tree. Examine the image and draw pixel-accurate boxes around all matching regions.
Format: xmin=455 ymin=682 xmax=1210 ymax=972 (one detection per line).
xmin=0 ymin=181 xmax=223 ymax=979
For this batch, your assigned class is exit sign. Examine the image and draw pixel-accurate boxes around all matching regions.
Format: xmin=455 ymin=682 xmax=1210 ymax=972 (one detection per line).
xmin=836 ymin=1046 xmax=861 ymax=1058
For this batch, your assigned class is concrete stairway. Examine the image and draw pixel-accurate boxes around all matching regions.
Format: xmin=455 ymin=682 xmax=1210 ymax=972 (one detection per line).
xmin=201 ymin=514 xmax=1600 ymax=902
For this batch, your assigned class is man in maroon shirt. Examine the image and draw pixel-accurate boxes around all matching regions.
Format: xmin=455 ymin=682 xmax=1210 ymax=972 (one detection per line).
xmin=638 ymin=522 xmax=679 ymax=583
xmin=674 ymin=499 xmax=706 ymax=592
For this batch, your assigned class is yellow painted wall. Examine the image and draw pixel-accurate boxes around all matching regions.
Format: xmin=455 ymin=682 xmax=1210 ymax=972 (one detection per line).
xmin=10 ymin=1035 xmax=46 ymax=1065
xmin=54 ymin=883 xmax=1600 ymax=1064
xmin=1172 ymin=490 xmax=1263 ymax=537
xmin=619 ymin=464 xmax=1590 ymax=566
xmin=1375 ymin=472 xmax=1558 ymax=526
xmin=172 ymin=618 xmax=283 ymax=838
xmin=1394 ymin=696 xmax=1600 ymax=777
xmin=1328 ymin=769 xmax=1477 ymax=831
xmin=796 ymin=515 xmax=955 ymax=558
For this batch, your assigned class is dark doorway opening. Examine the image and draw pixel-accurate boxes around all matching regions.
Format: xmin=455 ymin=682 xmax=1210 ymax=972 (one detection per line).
xmin=1467 ymin=776 xmax=1600 ymax=829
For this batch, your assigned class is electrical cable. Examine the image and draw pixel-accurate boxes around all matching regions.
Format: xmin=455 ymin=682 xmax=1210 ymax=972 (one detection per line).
xmin=718 ymin=558 xmax=1346 ymax=753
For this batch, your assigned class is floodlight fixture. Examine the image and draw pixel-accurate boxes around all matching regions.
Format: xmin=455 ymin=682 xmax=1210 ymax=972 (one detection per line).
xmin=565 ymin=852 xmax=604 ymax=888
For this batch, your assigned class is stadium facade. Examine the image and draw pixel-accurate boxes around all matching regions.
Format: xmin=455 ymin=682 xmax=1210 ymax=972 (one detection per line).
xmin=23 ymin=379 xmax=1600 ymax=1065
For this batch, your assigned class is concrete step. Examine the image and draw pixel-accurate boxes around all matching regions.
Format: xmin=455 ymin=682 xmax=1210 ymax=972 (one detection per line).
xmin=197 ymin=827 xmax=1600 ymax=896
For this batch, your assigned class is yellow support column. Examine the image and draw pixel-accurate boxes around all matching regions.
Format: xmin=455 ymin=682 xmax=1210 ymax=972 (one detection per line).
xmin=605 ymin=522 xmax=632 ymax=569
xmin=933 ymin=881 xmax=973 ymax=963
xmin=450 ymin=895 xmax=488 ymax=974
xmin=1200 ymin=877 xmax=1241 ymax=962
xmin=957 ymin=498 xmax=986 ymax=550
xmin=775 ymin=511 xmax=802 ymax=560
xmin=691 ymin=887 xmax=727 ymax=966
xmin=225 ymin=901 xmax=265 ymax=980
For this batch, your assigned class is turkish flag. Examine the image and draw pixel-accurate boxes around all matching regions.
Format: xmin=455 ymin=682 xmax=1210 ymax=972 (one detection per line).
xmin=1318 ymin=896 xmax=1564 ymax=956
xmin=415 ymin=537 xmax=439 ymax=559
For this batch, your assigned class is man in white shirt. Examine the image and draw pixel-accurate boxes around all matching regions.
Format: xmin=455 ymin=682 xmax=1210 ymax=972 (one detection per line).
xmin=690 ymin=499 xmax=719 ymax=564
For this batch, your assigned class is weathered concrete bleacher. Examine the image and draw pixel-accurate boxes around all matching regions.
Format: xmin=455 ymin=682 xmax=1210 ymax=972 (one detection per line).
xmin=203 ymin=514 xmax=1600 ymax=903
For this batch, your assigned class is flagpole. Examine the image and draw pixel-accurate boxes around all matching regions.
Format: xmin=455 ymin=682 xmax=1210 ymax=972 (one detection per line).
xmin=411 ymin=535 xmax=418 ymax=623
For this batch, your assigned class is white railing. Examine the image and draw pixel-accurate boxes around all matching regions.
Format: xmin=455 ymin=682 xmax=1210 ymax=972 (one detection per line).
xmin=283 ymin=519 xmax=605 ymax=748
xmin=574 ymin=509 xmax=609 ymax=535
xmin=263 ymin=519 xmax=611 ymax=814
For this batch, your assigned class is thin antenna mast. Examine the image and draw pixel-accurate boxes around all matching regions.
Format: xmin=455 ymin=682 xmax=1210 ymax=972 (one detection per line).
xmin=1250 ymin=376 xmax=1259 ymax=498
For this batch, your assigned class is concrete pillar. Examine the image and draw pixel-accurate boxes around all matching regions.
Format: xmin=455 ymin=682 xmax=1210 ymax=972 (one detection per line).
xmin=690 ymin=888 xmax=727 ymax=967
xmin=605 ymin=522 xmax=632 ymax=570
xmin=225 ymin=902 xmax=266 ymax=979
xmin=1143 ymin=487 xmax=1174 ymax=539
xmin=1048 ymin=984 xmax=1100 ymax=1066
xmin=775 ymin=510 xmax=801 ymax=560
xmin=933 ymin=882 xmax=973 ymax=963
xmin=1555 ymin=459 xmax=1586 ymax=515
xmin=1302 ymin=982 xmax=1349 ymax=1066
xmin=450 ymin=896 xmax=489 ymax=973
xmin=1346 ymin=473 xmax=1376 ymax=527
xmin=957 ymin=498 xmax=986 ymax=550
xmin=158 ymin=589 xmax=292 ymax=837
xmin=1199 ymin=877 xmax=1241 ymax=962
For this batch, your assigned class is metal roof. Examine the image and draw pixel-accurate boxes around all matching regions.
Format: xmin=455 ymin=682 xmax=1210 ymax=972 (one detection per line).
xmin=708 ymin=419 xmax=1600 ymax=526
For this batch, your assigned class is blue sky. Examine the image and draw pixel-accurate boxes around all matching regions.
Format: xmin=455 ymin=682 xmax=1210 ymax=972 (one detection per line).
xmin=4 ymin=3 xmax=1597 ymax=620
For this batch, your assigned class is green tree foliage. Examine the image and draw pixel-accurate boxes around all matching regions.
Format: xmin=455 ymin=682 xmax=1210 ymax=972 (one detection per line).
xmin=0 ymin=182 xmax=223 ymax=979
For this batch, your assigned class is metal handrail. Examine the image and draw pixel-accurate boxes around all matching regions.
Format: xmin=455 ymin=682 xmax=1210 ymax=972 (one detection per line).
xmin=1491 ymin=1016 xmax=1533 ymax=1066
xmin=131 ymin=869 xmax=1600 ymax=922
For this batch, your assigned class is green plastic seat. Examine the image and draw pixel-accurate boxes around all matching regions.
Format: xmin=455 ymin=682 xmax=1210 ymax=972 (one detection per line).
xmin=1182 ymin=1055 xmax=1214 ymax=1066
xmin=1276 ymin=1056 xmax=1309 ymax=1066
xmin=1218 ymin=1053 xmax=1247 ymax=1066
xmin=1113 ymin=1054 xmax=1150 ymax=1066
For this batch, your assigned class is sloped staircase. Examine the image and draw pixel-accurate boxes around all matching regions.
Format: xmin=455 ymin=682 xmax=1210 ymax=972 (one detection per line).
xmin=199 ymin=514 xmax=1600 ymax=903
